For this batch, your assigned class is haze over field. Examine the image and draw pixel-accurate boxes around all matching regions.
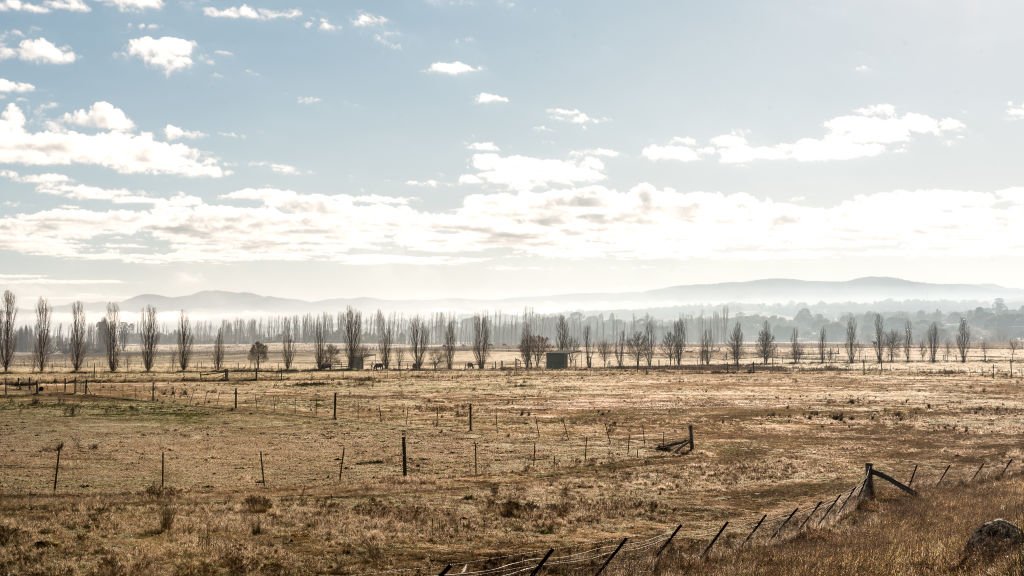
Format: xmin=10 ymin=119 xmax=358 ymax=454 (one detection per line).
xmin=2 ymin=2 xmax=1024 ymax=304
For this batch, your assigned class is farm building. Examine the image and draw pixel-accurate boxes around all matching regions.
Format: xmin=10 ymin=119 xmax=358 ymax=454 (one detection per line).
xmin=545 ymin=351 xmax=576 ymax=369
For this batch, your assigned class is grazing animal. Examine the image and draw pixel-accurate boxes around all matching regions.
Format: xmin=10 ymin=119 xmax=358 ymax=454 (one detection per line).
xmin=466 ymin=362 xmax=475 ymax=370
xmin=373 ymin=363 xmax=385 ymax=371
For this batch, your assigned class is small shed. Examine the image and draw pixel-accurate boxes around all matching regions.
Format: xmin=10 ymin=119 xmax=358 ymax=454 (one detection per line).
xmin=349 ymin=354 xmax=374 ymax=371
xmin=545 ymin=350 xmax=576 ymax=370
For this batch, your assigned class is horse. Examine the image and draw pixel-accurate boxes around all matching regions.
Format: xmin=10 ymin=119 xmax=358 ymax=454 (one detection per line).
xmin=372 ymin=363 xmax=385 ymax=371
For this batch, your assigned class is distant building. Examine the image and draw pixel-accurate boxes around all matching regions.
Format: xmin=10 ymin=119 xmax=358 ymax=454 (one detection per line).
xmin=545 ymin=351 xmax=576 ymax=369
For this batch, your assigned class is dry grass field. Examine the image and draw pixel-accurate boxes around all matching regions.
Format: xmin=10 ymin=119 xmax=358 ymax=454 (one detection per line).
xmin=1 ymin=345 xmax=1023 ymax=575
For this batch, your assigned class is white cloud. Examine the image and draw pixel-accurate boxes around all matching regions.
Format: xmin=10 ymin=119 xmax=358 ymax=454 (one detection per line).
xmin=427 ymin=61 xmax=479 ymax=75
xmin=1007 ymin=101 xmax=1024 ymax=120
xmin=352 ymin=12 xmax=388 ymax=27
xmin=127 ymin=36 xmax=196 ymax=76
xmin=406 ymin=179 xmax=438 ymax=188
xmin=297 ymin=96 xmax=320 ymax=104
xmin=0 ymin=37 xmax=76 ymax=64
xmin=306 ymin=18 xmax=337 ymax=31
xmin=250 ymin=161 xmax=302 ymax=175
xmin=97 ymin=0 xmax=162 ymax=10
xmin=467 ymin=141 xmax=499 ymax=152
xmin=460 ymin=151 xmax=608 ymax=191
xmin=0 ymin=274 xmax=121 ymax=286
xmin=476 ymin=92 xmax=508 ymax=104
xmin=62 ymin=101 xmax=136 ymax=132
xmin=1 ymin=169 xmax=154 ymax=203
xmin=0 ymin=0 xmax=89 ymax=12
xmin=547 ymin=107 xmax=606 ymax=125
xmin=646 ymin=105 xmax=965 ymax=164
xmin=0 ymin=102 xmax=225 ymax=177
xmin=164 ymin=124 xmax=205 ymax=141
xmin=203 ymin=4 xmax=301 ymax=20
xmin=214 ymin=49 xmax=233 ymax=56
xmin=855 ymin=64 xmax=871 ymax=72
xmin=0 ymin=78 xmax=34 ymax=93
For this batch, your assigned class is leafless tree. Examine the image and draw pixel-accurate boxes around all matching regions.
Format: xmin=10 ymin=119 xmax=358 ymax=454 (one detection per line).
xmin=374 ymin=310 xmax=395 ymax=369
xmin=980 ymin=338 xmax=988 ymax=362
xmin=443 ymin=317 xmax=456 ymax=369
xmin=176 ymin=311 xmax=194 ymax=371
xmin=728 ymin=322 xmax=743 ymax=366
xmin=626 ymin=330 xmax=645 ymax=369
xmin=672 ymin=317 xmax=686 ymax=365
xmin=140 ymin=305 xmax=159 ymax=372
xmin=249 ymin=341 xmax=268 ymax=380
xmin=104 ymin=303 xmax=120 ymax=372
xmin=872 ymin=313 xmax=885 ymax=365
xmin=119 ymin=322 xmax=130 ymax=352
xmin=698 ymin=329 xmax=713 ymax=365
xmin=818 ymin=326 xmax=826 ymax=364
xmin=844 ymin=317 xmax=858 ymax=363
xmin=582 ymin=325 xmax=593 ymax=368
xmin=790 ymin=328 xmax=802 ymax=364
xmin=0 ymin=290 xmax=15 ymax=372
xmin=597 ymin=339 xmax=611 ymax=367
xmin=613 ymin=331 xmax=625 ymax=367
xmin=342 ymin=307 xmax=366 ymax=370
xmin=926 ymin=322 xmax=939 ymax=363
xmin=944 ymin=338 xmax=952 ymax=362
xmin=1010 ymin=338 xmax=1021 ymax=375
xmin=903 ymin=320 xmax=913 ymax=362
xmin=281 ymin=320 xmax=295 ymax=370
xmin=33 ymin=297 xmax=53 ymax=372
xmin=885 ymin=329 xmax=900 ymax=363
xmin=409 ymin=315 xmax=429 ymax=369
xmin=660 ymin=330 xmax=678 ymax=366
xmin=555 ymin=314 xmax=574 ymax=351
xmin=313 ymin=314 xmax=330 ymax=369
xmin=519 ymin=321 xmax=534 ymax=369
xmin=642 ymin=318 xmax=655 ymax=367
xmin=956 ymin=317 xmax=970 ymax=363
xmin=532 ymin=334 xmax=550 ymax=368
xmin=756 ymin=321 xmax=775 ymax=364
xmin=213 ymin=328 xmax=225 ymax=371
xmin=69 ymin=301 xmax=87 ymax=372
xmin=472 ymin=314 xmax=491 ymax=368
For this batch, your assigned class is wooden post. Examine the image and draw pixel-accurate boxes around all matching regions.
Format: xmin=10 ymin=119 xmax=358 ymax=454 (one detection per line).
xmin=688 ymin=424 xmax=694 ymax=451
xmin=473 ymin=442 xmax=478 ymax=476
xmin=584 ymin=437 xmax=588 ymax=461
xmin=333 ymin=393 xmax=337 ymax=420
xmin=594 ymin=538 xmax=627 ymax=576
xmin=259 ymin=451 xmax=266 ymax=486
xmin=1001 ymin=459 xmax=1013 ymax=477
xmin=836 ymin=484 xmax=858 ymax=516
xmin=817 ymin=494 xmax=842 ymax=527
xmin=53 ymin=442 xmax=63 ymax=493
xmin=971 ymin=462 xmax=984 ymax=482
xmin=234 ymin=388 xmax=238 ymax=410
xmin=701 ymin=522 xmax=728 ymax=558
xmin=656 ymin=525 xmax=681 ymax=557
xmin=863 ymin=463 xmax=875 ymax=499
xmin=402 ymin=435 xmax=407 ymax=477
xmin=798 ymin=501 xmax=823 ymax=531
xmin=532 ymin=442 xmax=536 ymax=463
xmin=339 ymin=447 xmax=345 ymax=480
xmin=529 ymin=550 xmax=553 ymax=576
xmin=908 ymin=464 xmax=918 ymax=487
xmin=437 ymin=566 xmax=452 ymax=576
xmin=151 ymin=381 xmax=155 ymax=401
xmin=771 ymin=508 xmax=799 ymax=539
xmin=469 ymin=404 xmax=473 ymax=432
xmin=937 ymin=463 xmax=951 ymax=485
xmin=161 ymin=451 xmax=165 ymax=491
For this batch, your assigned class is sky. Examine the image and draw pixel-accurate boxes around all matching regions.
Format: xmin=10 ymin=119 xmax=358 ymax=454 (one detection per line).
xmin=2 ymin=0 xmax=1024 ymax=304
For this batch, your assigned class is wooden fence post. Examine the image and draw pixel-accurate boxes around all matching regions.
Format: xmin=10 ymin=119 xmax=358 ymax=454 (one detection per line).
xmin=529 ymin=550 xmax=553 ymax=576
xmin=742 ymin=514 xmax=767 ymax=547
xmin=937 ymin=464 xmax=951 ymax=485
xmin=594 ymin=538 xmax=627 ymax=576
xmin=701 ymin=522 xmax=728 ymax=558
xmin=908 ymin=464 xmax=918 ymax=487
xmin=798 ymin=501 xmax=823 ymax=531
xmin=339 ymin=447 xmax=345 ymax=480
xmin=469 ymin=404 xmax=473 ymax=432
xmin=402 ymin=435 xmax=408 ymax=477
xmin=771 ymin=508 xmax=798 ymax=539
xmin=863 ymin=463 xmax=875 ymax=499
xmin=53 ymin=442 xmax=63 ymax=493
xmin=656 ymin=525 xmax=681 ymax=557
xmin=817 ymin=494 xmax=842 ymax=527
xmin=971 ymin=463 xmax=985 ymax=482
xmin=234 ymin=388 xmax=238 ymax=410
xmin=160 ymin=451 xmax=165 ymax=491
xmin=333 ymin=392 xmax=337 ymax=420
xmin=1001 ymin=459 xmax=1013 ymax=477
xmin=437 ymin=565 xmax=452 ymax=576
xmin=688 ymin=424 xmax=694 ymax=451
xmin=259 ymin=451 xmax=266 ymax=487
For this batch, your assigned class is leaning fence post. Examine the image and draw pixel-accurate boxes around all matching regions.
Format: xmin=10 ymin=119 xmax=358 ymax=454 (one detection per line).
xmin=742 ymin=514 xmax=767 ymax=548
xmin=1001 ymin=459 xmax=1013 ymax=477
xmin=402 ymin=435 xmax=408 ymax=477
xmin=160 ymin=451 xmax=165 ymax=491
xmin=594 ymin=538 xmax=627 ymax=576
xmin=701 ymin=522 xmax=728 ymax=558
xmin=908 ymin=464 xmax=918 ymax=487
xmin=688 ymin=424 xmax=694 ymax=451
xmin=817 ymin=494 xmax=842 ymax=527
xmin=656 ymin=525 xmax=682 ymax=557
xmin=863 ymin=463 xmax=875 ymax=499
xmin=771 ymin=508 xmax=799 ymax=539
xmin=798 ymin=501 xmax=823 ymax=531
xmin=836 ymin=484 xmax=858 ymax=516
xmin=53 ymin=442 xmax=63 ymax=493
xmin=971 ymin=462 xmax=984 ymax=482
xmin=259 ymin=451 xmax=266 ymax=487
xmin=437 ymin=565 xmax=452 ymax=576
xmin=529 ymin=549 xmax=553 ymax=576
xmin=937 ymin=464 xmax=951 ymax=485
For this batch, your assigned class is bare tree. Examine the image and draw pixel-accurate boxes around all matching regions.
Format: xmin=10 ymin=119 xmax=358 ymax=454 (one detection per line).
xmin=582 ymin=325 xmax=593 ymax=368
xmin=944 ymin=338 xmax=952 ymax=362
xmin=626 ymin=330 xmax=645 ymax=369
xmin=409 ymin=315 xmax=429 ymax=369
xmin=118 ymin=322 xmax=130 ymax=352
xmin=903 ymin=320 xmax=913 ymax=362
xmin=728 ymin=322 xmax=743 ymax=366
xmin=70 ymin=301 xmax=87 ymax=372
xmin=139 ymin=305 xmax=159 ymax=372
xmin=980 ymin=338 xmax=988 ymax=362
xmin=956 ymin=317 xmax=970 ymax=363
xmin=519 ymin=321 xmax=534 ymax=369
xmin=818 ymin=326 xmax=826 ymax=364
xmin=1010 ymin=338 xmax=1020 ymax=375
xmin=472 ymin=314 xmax=491 ymax=369
xmin=872 ymin=313 xmax=885 ymax=365
xmin=597 ymin=339 xmax=611 ymax=367
xmin=885 ymin=329 xmax=900 ymax=363
xmin=555 ymin=314 xmax=574 ymax=351
xmin=33 ymin=297 xmax=53 ymax=372
xmin=660 ymin=330 xmax=678 ymax=366
xmin=531 ymin=334 xmax=550 ymax=368
xmin=698 ymin=329 xmax=713 ymax=365
xmin=844 ymin=317 xmax=858 ymax=363
xmin=642 ymin=318 xmax=655 ymax=367
xmin=374 ymin=310 xmax=395 ymax=369
xmin=249 ymin=341 xmax=268 ymax=380
xmin=0 ymin=290 xmax=15 ymax=373
xmin=176 ymin=311 xmax=194 ymax=371
xmin=104 ymin=303 xmax=121 ymax=372
xmin=213 ymin=328 xmax=225 ymax=371
xmin=313 ymin=314 xmax=330 ymax=370
xmin=443 ymin=317 xmax=456 ymax=369
xmin=613 ymin=331 xmax=626 ymax=367
xmin=342 ymin=307 xmax=365 ymax=370
xmin=790 ymin=328 xmax=802 ymax=364
xmin=281 ymin=320 xmax=295 ymax=370
xmin=926 ymin=322 xmax=940 ymax=363
xmin=672 ymin=317 xmax=686 ymax=365
xmin=755 ymin=321 xmax=775 ymax=364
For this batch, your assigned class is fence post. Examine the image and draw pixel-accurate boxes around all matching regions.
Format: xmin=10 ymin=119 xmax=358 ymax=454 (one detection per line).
xmin=798 ymin=501 xmax=823 ymax=531
xmin=971 ymin=463 xmax=984 ymax=482
xmin=259 ymin=451 xmax=266 ymax=486
xmin=437 ymin=566 xmax=452 ymax=576
xmin=656 ymin=525 xmax=681 ymax=557
xmin=529 ymin=550 xmax=553 ymax=576
xmin=161 ymin=451 xmax=165 ymax=491
xmin=594 ymin=538 xmax=627 ymax=576
xmin=402 ymin=435 xmax=408 ymax=477
xmin=742 ymin=514 xmax=767 ymax=548
xmin=333 ymin=392 xmax=337 ymax=420
xmin=908 ymin=464 xmax=918 ymax=487
xmin=863 ymin=463 xmax=875 ymax=499
xmin=688 ymin=424 xmax=694 ymax=451
xmin=53 ymin=442 xmax=63 ymax=493
xmin=937 ymin=464 xmax=951 ymax=485
xmin=1001 ymin=459 xmax=1013 ymax=477
xmin=701 ymin=522 xmax=728 ymax=558
xmin=771 ymin=508 xmax=798 ymax=539
xmin=817 ymin=494 xmax=842 ymax=527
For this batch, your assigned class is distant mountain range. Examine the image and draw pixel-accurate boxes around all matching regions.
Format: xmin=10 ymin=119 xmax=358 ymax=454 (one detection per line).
xmin=56 ymin=277 xmax=1023 ymax=319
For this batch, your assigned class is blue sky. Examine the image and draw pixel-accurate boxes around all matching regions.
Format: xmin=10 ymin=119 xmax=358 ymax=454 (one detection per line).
xmin=2 ymin=0 xmax=1024 ymax=303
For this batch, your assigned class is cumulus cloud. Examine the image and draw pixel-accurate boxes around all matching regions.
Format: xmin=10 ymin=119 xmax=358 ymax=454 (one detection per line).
xmin=0 ymin=102 xmax=225 ymax=177
xmin=1007 ymin=101 xmax=1024 ymax=120
xmin=62 ymin=101 xmax=135 ymax=132
xmin=0 ymin=0 xmax=89 ymax=12
xmin=1 ymin=169 xmax=154 ymax=203
xmin=0 ymin=37 xmax=77 ymax=64
xmin=645 ymin=105 xmax=965 ymax=163
xmin=428 ymin=61 xmax=479 ymax=75
xmin=547 ymin=107 xmax=606 ymax=125
xmin=467 ymin=142 xmax=499 ymax=152
xmin=297 ymin=96 xmax=320 ymax=104
xmin=352 ymin=12 xmax=388 ymax=27
xmin=4 ymin=181 xmax=1024 ymax=265
xmin=127 ymin=36 xmax=196 ymax=76
xmin=164 ymin=124 xmax=205 ymax=141
xmin=476 ymin=92 xmax=508 ymax=104
xmin=305 ymin=18 xmax=337 ymax=31
xmin=250 ymin=161 xmax=302 ymax=175
xmin=0 ymin=78 xmax=34 ymax=93
xmin=96 ymin=0 xmax=161 ymax=10
xmin=350 ymin=11 xmax=400 ymax=48
xmin=203 ymin=4 xmax=301 ymax=20
xmin=459 ymin=151 xmax=608 ymax=191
